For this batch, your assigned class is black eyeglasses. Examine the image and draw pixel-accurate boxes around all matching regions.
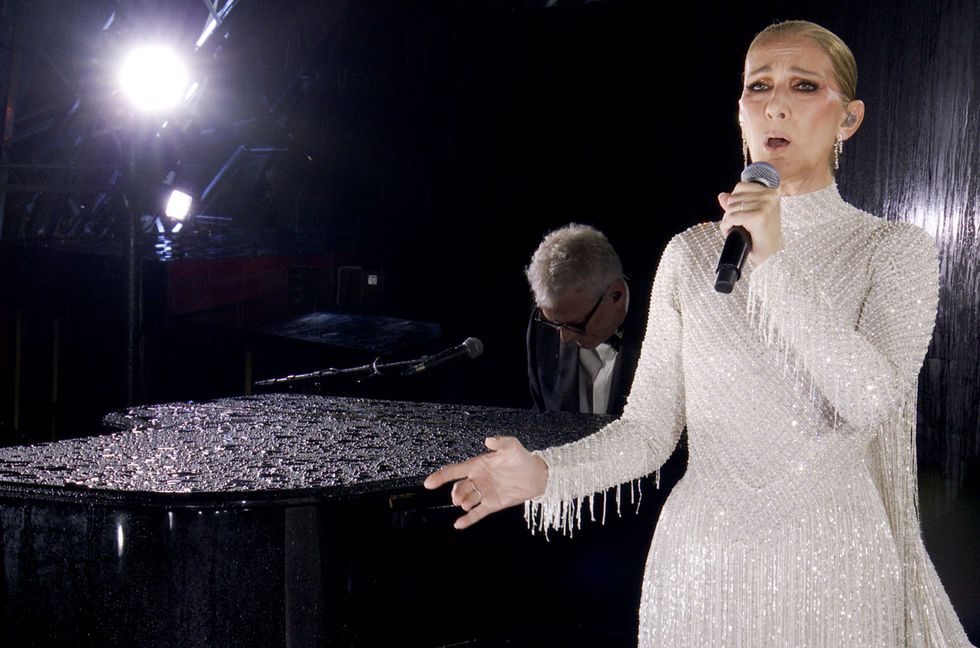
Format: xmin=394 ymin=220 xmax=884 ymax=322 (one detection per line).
xmin=533 ymin=291 xmax=606 ymax=335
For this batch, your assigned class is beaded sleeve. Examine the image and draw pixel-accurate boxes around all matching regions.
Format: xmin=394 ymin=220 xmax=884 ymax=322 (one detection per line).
xmin=746 ymin=222 xmax=939 ymax=431
xmin=749 ymin=221 xmax=973 ymax=646
xmin=525 ymin=236 xmax=686 ymax=534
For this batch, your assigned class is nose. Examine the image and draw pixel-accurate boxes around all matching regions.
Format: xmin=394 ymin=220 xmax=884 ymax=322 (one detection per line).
xmin=765 ymin=86 xmax=789 ymax=119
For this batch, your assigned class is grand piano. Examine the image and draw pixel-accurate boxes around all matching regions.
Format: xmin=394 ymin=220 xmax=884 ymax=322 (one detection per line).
xmin=0 ymin=394 xmax=668 ymax=647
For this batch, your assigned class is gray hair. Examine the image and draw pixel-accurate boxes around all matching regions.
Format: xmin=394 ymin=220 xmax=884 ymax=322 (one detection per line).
xmin=525 ymin=223 xmax=623 ymax=309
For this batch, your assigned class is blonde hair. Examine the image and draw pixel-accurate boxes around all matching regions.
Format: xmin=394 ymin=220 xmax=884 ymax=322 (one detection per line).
xmin=749 ymin=20 xmax=857 ymax=103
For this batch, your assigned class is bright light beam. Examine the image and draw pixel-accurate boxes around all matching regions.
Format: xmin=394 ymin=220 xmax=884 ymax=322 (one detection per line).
xmin=165 ymin=189 xmax=193 ymax=221
xmin=119 ymin=46 xmax=189 ymax=113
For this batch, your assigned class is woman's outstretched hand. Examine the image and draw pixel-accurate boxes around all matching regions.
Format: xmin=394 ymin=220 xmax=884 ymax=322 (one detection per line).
xmin=423 ymin=436 xmax=549 ymax=530
xmin=718 ymin=181 xmax=782 ymax=265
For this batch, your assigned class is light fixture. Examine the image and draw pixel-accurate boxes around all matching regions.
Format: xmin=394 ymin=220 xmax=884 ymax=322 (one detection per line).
xmin=119 ymin=46 xmax=190 ymax=113
xmin=165 ymin=189 xmax=193 ymax=221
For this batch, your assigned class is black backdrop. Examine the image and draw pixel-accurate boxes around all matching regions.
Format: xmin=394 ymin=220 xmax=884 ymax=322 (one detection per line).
xmin=0 ymin=0 xmax=977 ymax=640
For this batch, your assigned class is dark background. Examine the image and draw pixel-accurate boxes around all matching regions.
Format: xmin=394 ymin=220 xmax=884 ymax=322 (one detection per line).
xmin=0 ymin=0 xmax=976 ymax=642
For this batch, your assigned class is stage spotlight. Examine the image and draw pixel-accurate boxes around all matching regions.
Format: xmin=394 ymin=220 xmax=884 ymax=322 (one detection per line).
xmin=165 ymin=189 xmax=193 ymax=221
xmin=119 ymin=46 xmax=189 ymax=112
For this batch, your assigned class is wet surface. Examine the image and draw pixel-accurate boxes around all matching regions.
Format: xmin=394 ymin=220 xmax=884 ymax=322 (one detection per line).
xmin=269 ymin=312 xmax=441 ymax=355
xmin=0 ymin=395 xmax=607 ymax=502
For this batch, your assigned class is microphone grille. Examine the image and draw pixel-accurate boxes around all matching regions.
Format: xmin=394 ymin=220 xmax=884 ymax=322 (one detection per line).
xmin=741 ymin=161 xmax=780 ymax=189
xmin=462 ymin=337 xmax=484 ymax=359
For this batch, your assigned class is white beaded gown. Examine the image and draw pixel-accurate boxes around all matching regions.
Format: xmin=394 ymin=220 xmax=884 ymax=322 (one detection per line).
xmin=526 ymin=185 xmax=974 ymax=647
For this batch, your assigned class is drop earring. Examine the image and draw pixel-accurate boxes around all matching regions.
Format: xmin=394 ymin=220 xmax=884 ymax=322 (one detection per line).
xmin=834 ymin=133 xmax=843 ymax=170
xmin=741 ymin=126 xmax=749 ymax=167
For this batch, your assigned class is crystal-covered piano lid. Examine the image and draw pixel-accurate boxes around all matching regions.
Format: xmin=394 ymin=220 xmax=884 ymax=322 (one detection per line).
xmin=0 ymin=394 xmax=644 ymax=648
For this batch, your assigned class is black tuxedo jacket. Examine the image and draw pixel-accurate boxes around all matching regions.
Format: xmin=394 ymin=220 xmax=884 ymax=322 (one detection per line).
xmin=526 ymin=287 xmax=648 ymax=417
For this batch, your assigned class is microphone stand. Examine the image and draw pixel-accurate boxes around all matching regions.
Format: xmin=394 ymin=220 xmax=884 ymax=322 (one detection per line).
xmin=253 ymin=353 xmax=445 ymax=389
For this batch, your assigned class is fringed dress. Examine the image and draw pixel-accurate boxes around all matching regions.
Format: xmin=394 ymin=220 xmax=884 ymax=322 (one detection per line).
xmin=526 ymin=184 xmax=974 ymax=647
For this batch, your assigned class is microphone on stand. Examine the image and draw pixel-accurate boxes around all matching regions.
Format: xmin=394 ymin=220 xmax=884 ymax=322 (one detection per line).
xmin=252 ymin=337 xmax=484 ymax=388
xmin=404 ymin=337 xmax=484 ymax=375
xmin=714 ymin=161 xmax=780 ymax=294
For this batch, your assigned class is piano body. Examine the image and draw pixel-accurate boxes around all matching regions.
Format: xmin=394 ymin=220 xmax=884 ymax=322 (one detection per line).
xmin=0 ymin=395 xmax=661 ymax=647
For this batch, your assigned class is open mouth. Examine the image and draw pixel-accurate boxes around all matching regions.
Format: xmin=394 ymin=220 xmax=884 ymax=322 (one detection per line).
xmin=766 ymin=137 xmax=790 ymax=149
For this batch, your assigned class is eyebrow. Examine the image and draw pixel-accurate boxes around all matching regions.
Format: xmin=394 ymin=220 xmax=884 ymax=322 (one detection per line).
xmin=746 ymin=64 xmax=823 ymax=77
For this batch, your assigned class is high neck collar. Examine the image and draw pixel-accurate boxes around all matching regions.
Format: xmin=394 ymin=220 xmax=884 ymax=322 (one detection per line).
xmin=780 ymin=183 xmax=850 ymax=231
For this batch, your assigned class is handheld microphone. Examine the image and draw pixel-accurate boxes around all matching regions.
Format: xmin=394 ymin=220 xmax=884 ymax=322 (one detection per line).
xmin=405 ymin=337 xmax=484 ymax=374
xmin=714 ymin=162 xmax=780 ymax=293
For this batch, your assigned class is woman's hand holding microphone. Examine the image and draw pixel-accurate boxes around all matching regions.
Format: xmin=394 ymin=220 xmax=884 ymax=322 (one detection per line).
xmin=718 ymin=181 xmax=783 ymax=267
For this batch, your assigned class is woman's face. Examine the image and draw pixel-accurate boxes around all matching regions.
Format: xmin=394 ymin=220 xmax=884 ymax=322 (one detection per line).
xmin=739 ymin=35 xmax=862 ymax=195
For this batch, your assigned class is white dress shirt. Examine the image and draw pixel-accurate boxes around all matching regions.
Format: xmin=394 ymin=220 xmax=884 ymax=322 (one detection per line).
xmin=577 ymin=341 xmax=619 ymax=414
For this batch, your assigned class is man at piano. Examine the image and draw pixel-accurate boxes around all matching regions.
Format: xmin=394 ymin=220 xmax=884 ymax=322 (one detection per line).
xmin=525 ymin=223 xmax=644 ymax=417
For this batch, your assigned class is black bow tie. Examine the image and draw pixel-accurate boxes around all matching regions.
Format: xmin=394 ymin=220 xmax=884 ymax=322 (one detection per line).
xmin=604 ymin=331 xmax=624 ymax=352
